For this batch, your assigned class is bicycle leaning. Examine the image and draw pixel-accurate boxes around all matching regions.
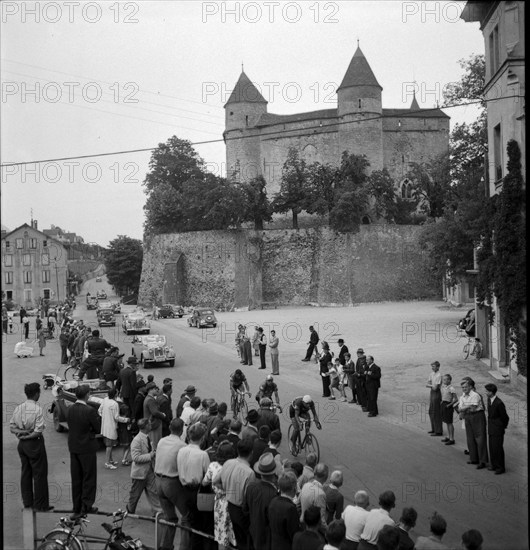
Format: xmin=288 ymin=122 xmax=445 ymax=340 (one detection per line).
xmin=463 ymin=336 xmax=482 ymax=360
xmin=288 ymin=417 xmax=321 ymax=463
xmin=38 ymin=508 xmax=151 ymax=550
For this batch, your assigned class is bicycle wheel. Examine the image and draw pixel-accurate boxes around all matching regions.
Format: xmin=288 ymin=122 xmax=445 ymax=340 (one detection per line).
xmin=42 ymin=529 xmax=83 ymax=550
xmin=240 ymin=399 xmax=249 ymax=425
xmin=64 ymin=365 xmax=78 ymax=380
xmin=304 ymin=434 xmax=320 ymax=463
xmin=474 ymin=342 xmax=483 ymax=360
xmin=462 ymin=343 xmax=470 ymax=360
xmin=287 ymin=424 xmax=299 ymax=457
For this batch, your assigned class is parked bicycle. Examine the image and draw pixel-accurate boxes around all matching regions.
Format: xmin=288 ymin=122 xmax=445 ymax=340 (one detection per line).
xmin=287 ymin=417 xmax=320 ymax=462
xmin=39 ymin=509 xmax=150 ymax=550
xmin=463 ymin=336 xmax=483 ymax=360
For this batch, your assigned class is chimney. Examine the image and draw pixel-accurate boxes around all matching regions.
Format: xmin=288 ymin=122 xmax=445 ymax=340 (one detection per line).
xmin=33 ymin=219 xmax=38 ymax=230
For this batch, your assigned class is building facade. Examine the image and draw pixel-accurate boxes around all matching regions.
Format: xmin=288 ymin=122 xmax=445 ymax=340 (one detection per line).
xmin=462 ymin=1 xmax=526 ymax=373
xmin=1 ymin=221 xmax=68 ymax=308
xmin=224 ymin=45 xmax=450 ymax=200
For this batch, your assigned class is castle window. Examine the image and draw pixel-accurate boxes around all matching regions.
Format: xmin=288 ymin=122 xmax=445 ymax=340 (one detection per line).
xmin=361 ymin=216 xmax=371 ymax=225
xmin=245 ymin=115 xmax=249 ymax=126
xmin=489 ymin=24 xmax=500 ymax=75
xmin=16 ymin=238 xmax=23 ymax=249
xmin=230 ymin=111 xmax=234 ymax=115
xmin=401 ymin=154 xmax=405 ymax=163
xmin=358 ymin=99 xmax=362 ymax=109
xmin=493 ymin=123 xmax=502 ymax=182
xmin=398 ymin=120 xmax=402 ymax=128
xmin=401 ymin=179 xmax=414 ymax=200
xmin=4 ymin=254 xmax=13 ymax=266
xmin=5 ymin=272 xmax=13 ymax=284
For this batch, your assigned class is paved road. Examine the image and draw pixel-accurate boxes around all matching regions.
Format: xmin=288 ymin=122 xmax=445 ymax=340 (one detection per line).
xmin=2 ymin=280 xmax=528 ymax=549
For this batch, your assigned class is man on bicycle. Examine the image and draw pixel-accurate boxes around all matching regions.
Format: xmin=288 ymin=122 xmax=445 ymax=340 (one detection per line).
xmin=289 ymin=395 xmax=321 ymax=448
xmin=229 ymin=369 xmax=250 ymax=415
xmin=256 ymin=374 xmax=280 ymax=407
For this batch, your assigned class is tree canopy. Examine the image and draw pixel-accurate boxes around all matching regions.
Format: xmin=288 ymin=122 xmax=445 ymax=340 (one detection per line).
xmin=104 ymin=236 xmax=143 ymax=296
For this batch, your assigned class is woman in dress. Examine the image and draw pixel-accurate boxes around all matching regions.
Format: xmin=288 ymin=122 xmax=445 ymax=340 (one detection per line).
xmin=98 ymin=387 xmax=129 ymax=469
xmin=37 ymin=322 xmax=46 ymax=356
xmin=202 ymin=441 xmax=237 ymax=550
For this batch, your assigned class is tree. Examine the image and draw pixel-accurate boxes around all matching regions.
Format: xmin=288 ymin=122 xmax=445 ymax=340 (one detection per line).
xmin=144 ymin=136 xmax=205 ymax=194
xmin=104 ymin=236 xmax=143 ymax=296
xmin=272 ymin=148 xmax=310 ymax=229
xmin=305 ymin=162 xmax=338 ymax=219
xmin=240 ymin=176 xmax=273 ymax=230
xmin=329 ymin=152 xmax=371 ymax=232
xmin=368 ymin=168 xmax=418 ymax=224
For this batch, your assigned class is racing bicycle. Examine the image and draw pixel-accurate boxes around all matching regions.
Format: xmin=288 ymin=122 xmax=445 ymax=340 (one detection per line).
xmin=288 ymin=417 xmax=320 ymax=462
xmin=463 ymin=337 xmax=483 ymax=360
xmin=232 ymin=390 xmax=251 ymax=424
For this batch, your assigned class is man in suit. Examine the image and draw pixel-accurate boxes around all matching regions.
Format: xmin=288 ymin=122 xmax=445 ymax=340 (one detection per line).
xmin=116 ymin=356 xmax=138 ymax=417
xmin=67 ymin=384 xmax=101 ymax=518
xmin=337 ymin=339 xmax=349 ymax=365
xmin=158 ymin=384 xmax=173 ymax=438
xmin=365 ymin=356 xmax=381 ymax=417
xmin=354 ymin=349 xmax=368 ymax=410
xmin=127 ymin=418 xmax=161 ymax=515
xmin=485 ymin=383 xmax=509 ymax=474
xmin=243 ymin=452 xmax=280 ymax=550
xmin=302 ymin=326 xmax=319 ymax=361
xmin=268 ymin=470 xmax=302 ymax=550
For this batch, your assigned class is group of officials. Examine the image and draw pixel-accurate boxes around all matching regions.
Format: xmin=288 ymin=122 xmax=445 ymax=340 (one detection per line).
xmin=303 ymin=327 xmax=382 ymax=418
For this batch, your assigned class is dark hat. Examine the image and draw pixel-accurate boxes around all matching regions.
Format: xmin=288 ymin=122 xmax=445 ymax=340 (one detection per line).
xmin=338 ymin=338 xmax=344 ymax=344
xmin=163 ymin=378 xmax=173 ymax=385
xmin=145 ymin=382 xmax=158 ymax=392
xmin=254 ymin=452 xmax=280 ymax=476
xmin=357 ymin=348 xmax=364 ymax=354
xmin=246 ymin=409 xmax=259 ymax=423
xmin=209 ymin=403 xmax=219 ymax=415
xmin=185 ymin=385 xmax=196 ymax=393
xmin=127 ymin=356 xmax=139 ymax=364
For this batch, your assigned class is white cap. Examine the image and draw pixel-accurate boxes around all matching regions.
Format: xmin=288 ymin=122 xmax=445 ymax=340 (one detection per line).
xmin=303 ymin=395 xmax=312 ymax=403
xmin=266 ymin=374 xmax=273 ymax=381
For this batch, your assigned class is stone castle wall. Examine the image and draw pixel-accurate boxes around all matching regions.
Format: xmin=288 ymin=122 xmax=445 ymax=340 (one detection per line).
xmin=138 ymin=225 xmax=439 ymax=309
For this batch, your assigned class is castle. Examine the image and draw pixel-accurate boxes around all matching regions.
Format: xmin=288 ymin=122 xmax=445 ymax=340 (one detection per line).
xmin=223 ymin=45 xmax=450 ymax=201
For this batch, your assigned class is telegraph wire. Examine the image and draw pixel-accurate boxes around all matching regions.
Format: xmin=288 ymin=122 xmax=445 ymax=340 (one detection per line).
xmin=1 ymin=95 xmax=522 ymax=168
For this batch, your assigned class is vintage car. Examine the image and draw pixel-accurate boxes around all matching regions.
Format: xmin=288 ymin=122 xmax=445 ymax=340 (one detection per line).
xmin=45 ymin=377 xmax=107 ymax=435
xmin=97 ymin=307 xmax=116 ymax=327
xmin=122 ymin=311 xmax=150 ymax=334
xmin=86 ymin=296 xmax=98 ymax=310
xmin=111 ymin=301 xmax=121 ymax=314
xmin=96 ymin=300 xmax=113 ymax=312
xmin=96 ymin=290 xmax=107 ymax=300
xmin=158 ymin=304 xmax=184 ymax=319
xmin=132 ymin=334 xmax=175 ymax=368
xmin=187 ymin=308 xmax=218 ymax=328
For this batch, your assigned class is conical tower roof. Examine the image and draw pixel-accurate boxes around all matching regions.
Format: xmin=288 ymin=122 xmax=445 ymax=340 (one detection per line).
xmin=337 ymin=46 xmax=382 ymax=91
xmin=224 ymin=71 xmax=267 ymax=107
xmin=410 ymin=92 xmax=420 ymax=110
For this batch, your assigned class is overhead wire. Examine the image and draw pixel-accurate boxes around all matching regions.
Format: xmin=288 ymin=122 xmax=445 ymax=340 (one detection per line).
xmin=1 ymin=95 xmax=521 ymax=168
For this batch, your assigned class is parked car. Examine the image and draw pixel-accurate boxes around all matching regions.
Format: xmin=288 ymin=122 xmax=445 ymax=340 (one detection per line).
xmin=96 ymin=290 xmax=107 ymax=300
xmin=86 ymin=296 xmax=98 ymax=310
xmin=111 ymin=301 xmax=121 ymax=314
xmin=46 ymin=378 xmax=107 ymax=434
xmin=187 ymin=308 xmax=218 ymax=328
xmin=97 ymin=308 xmax=116 ymax=327
xmin=122 ymin=311 xmax=150 ymax=334
xmin=96 ymin=276 xmax=102 ymax=282
xmin=158 ymin=304 xmax=184 ymax=319
xmin=132 ymin=334 xmax=175 ymax=368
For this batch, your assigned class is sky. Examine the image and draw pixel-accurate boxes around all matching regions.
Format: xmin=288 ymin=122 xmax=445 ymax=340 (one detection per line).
xmin=0 ymin=1 xmax=485 ymax=247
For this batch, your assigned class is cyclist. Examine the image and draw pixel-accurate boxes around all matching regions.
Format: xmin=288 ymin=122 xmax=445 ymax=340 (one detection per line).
xmin=229 ymin=369 xmax=251 ymax=415
xmin=289 ymin=395 xmax=321 ymax=448
xmin=255 ymin=374 xmax=280 ymax=407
